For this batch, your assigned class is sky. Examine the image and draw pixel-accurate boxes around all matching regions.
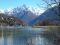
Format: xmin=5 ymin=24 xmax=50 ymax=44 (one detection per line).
xmin=0 ymin=0 xmax=47 ymax=9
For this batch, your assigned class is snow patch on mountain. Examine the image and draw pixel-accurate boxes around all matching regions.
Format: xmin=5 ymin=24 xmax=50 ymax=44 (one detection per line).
xmin=0 ymin=9 xmax=4 ymax=13
xmin=28 ymin=7 xmax=46 ymax=15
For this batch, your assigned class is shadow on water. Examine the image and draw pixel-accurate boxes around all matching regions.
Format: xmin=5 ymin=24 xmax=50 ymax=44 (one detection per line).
xmin=0 ymin=26 xmax=60 ymax=45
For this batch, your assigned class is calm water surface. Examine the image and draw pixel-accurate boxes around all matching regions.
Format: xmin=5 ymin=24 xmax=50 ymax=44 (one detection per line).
xmin=0 ymin=26 xmax=59 ymax=45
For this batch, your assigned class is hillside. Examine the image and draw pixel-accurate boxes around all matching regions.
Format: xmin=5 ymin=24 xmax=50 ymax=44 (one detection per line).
xmin=0 ymin=13 xmax=24 ymax=26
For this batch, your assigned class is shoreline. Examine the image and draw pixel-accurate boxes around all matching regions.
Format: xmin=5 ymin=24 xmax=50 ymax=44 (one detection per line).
xmin=32 ymin=26 xmax=60 ymax=28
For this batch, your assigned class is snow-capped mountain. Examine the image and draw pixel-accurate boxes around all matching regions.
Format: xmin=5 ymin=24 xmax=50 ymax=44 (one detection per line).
xmin=3 ymin=5 xmax=45 ymax=25
xmin=11 ymin=5 xmax=37 ymax=24
xmin=0 ymin=5 xmax=59 ymax=26
xmin=0 ymin=5 xmax=46 ymax=25
xmin=28 ymin=6 xmax=60 ymax=26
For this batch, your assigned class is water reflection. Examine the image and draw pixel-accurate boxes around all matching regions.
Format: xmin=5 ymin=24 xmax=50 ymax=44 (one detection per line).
xmin=0 ymin=26 xmax=59 ymax=45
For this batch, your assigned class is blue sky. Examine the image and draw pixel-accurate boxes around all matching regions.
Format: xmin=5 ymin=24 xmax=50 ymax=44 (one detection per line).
xmin=0 ymin=0 xmax=47 ymax=9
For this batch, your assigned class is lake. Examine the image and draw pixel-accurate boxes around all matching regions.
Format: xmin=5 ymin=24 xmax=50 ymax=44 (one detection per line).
xmin=0 ymin=26 xmax=60 ymax=45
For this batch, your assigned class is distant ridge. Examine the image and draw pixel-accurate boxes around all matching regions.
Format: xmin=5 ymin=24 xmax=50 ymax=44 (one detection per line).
xmin=29 ymin=6 xmax=60 ymax=26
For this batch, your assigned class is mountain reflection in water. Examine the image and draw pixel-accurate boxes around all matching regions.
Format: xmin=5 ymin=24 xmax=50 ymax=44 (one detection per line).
xmin=0 ymin=26 xmax=60 ymax=45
